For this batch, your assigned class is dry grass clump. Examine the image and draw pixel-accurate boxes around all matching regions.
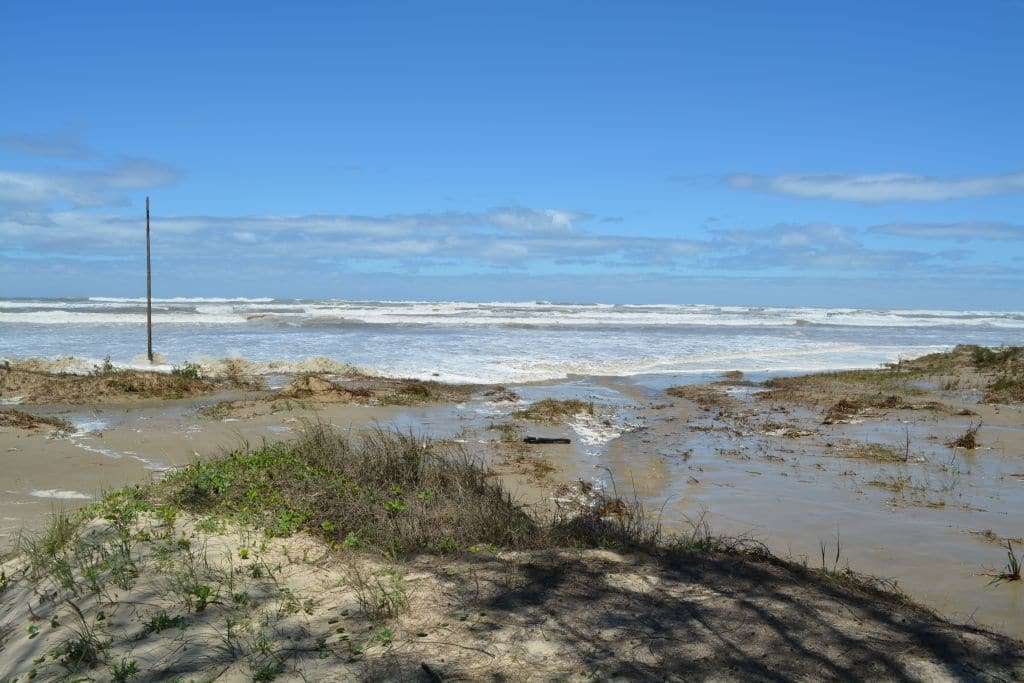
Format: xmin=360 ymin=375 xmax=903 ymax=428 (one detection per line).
xmin=0 ymin=363 xmax=261 ymax=404
xmin=665 ymin=385 xmax=734 ymax=410
xmin=382 ymin=379 xmax=466 ymax=405
xmin=823 ymin=398 xmax=864 ymax=424
xmin=845 ymin=443 xmax=911 ymax=464
xmin=946 ymin=421 xmax=982 ymax=449
xmin=756 ymin=346 xmax=1024 ymax=413
xmin=984 ymin=374 xmax=1024 ymax=404
xmin=961 ymin=345 xmax=1024 ymax=404
xmin=986 ymin=542 xmax=1022 ymax=586
xmin=764 ymin=377 xmax=921 ymax=412
xmin=512 ymin=398 xmax=594 ymax=423
xmin=969 ymin=346 xmax=1024 ymax=370
xmin=0 ymin=408 xmax=73 ymax=433
xmin=276 ymin=373 xmax=473 ymax=407
xmin=489 ymin=421 xmax=524 ymax=443
xmin=278 ymin=373 xmax=368 ymax=402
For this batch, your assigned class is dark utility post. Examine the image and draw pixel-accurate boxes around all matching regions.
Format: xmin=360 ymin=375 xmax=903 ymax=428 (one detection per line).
xmin=146 ymin=196 xmax=153 ymax=362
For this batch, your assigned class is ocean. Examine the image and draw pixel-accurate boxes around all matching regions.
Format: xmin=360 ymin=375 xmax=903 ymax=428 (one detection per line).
xmin=1 ymin=297 xmax=1022 ymax=383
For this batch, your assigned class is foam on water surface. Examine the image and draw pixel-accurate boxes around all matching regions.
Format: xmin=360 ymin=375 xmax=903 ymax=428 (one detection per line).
xmin=30 ymin=489 xmax=92 ymax=500
xmin=2 ymin=298 xmax=1022 ymax=384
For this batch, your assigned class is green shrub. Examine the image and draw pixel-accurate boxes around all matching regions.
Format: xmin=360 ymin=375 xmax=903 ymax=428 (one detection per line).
xmin=153 ymin=424 xmax=537 ymax=556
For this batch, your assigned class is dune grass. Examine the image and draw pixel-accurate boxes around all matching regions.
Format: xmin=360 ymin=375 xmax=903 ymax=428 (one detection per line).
xmin=0 ymin=363 xmax=263 ymax=404
xmin=512 ymin=398 xmax=594 ymax=423
xmin=152 ymin=424 xmax=537 ymax=556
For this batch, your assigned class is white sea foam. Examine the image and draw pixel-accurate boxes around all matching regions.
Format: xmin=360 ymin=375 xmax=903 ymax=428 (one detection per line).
xmin=1 ymin=299 xmax=1022 ymax=328
xmin=30 ymin=489 xmax=92 ymax=500
xmin=2 ymin=298 xmax=1021 ymax=384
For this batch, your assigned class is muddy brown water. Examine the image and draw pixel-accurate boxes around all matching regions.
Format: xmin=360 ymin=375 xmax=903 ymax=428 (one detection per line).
xmin=1 ymin=375 xmax=1022 ymax=638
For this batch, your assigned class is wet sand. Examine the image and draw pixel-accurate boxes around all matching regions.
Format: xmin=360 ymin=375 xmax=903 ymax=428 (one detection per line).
xmin=2 ymin=362 xmax=1023 ymax=639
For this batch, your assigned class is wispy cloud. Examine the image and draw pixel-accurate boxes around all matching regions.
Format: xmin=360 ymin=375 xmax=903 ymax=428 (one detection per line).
xmin=726 ymin=171 xmax=1024 ymax=202
xmin=0 ymin=129 xmax=95 ymax=159
xmin=0 ymin=159 xmax=181 ymax=207
xmin=0 ymin=207 xmax=708 ymax=270
xmin=712 ymin=223 xmax=936 ymax=271
xmin=0 ymin=133 xmax=1017 ymax=286
xmin=870 ymin=221 xmax=1024 ymax=241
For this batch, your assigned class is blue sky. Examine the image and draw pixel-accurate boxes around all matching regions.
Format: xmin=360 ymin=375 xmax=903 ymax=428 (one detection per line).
xmin=2 ymin=0 xmax=1023 ymax=307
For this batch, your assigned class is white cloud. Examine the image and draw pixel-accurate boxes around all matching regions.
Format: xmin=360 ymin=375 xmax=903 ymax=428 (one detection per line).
xmin=870 ymin=221 xmax=1024 ymax=241
xmin=726 ymin=171 xmax=1024 ymax=202
xmin=0 ymin=159 xmax=181 ymax=207
xmin=0 ymin=206 xmax=708 ymax=270
xmin=712 ymin=223 xmax=935 ymax=271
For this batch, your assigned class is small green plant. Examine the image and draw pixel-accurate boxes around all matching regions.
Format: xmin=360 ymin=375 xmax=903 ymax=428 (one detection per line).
xmin=819 ymin=533 xmax=844 ymax=575
xmin=253 ymin=660 xmax=286 ymax=682
xmin=171 ymin=362 xmax=203 ymax=380
xmin=111 ymin=657 xmax=139 ymax=682
xmin=58 ymin=627 xmax=107 ymax=672
xmin=347 ymin=567 xmax=410 ymax=622
xmin=187 ymin=583 xmax=215 ymax=612
xmin=971 ymin=346 xmax=1023 ymax=369
xmin=372 ymin=626 xmax=394 ymax=646
xmin=92 ymin=356 xmax=116 ymax=375
xmin=143 ymin=611 xmax=186 ymax=635
xmin=989 ymin=541 xmax=1022 ymax=585
xmin=196 ymin=516 xmax=224 ymax=533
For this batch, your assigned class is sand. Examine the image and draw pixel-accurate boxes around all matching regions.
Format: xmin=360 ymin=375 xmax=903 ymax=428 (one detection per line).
xmin=1 ymin=346 xmax=1023 ymax=667
xmin=1 ymin=511 xmax=1022 ymax=681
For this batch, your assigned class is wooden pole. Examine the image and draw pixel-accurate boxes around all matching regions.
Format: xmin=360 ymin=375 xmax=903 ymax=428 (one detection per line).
xmin=146 ymin=196 xmax=153 ymax=362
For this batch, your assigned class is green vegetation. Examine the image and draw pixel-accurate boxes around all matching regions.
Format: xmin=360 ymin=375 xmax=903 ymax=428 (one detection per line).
xmin=989 ymin=542 xmax=1022 ymax=586
xmin=10 ymin=423 xmax=1013 ymax=680
xmin=970 ymin=346 xmax=1024 ymax=370
xmin=153 ymin=424 xmax=536 ymax=556
xmin=985 ymin=374 xmax=1024 ymax=404
xmin=346 ymin=566 xmax=411 ymax=622
xmin=512 ymin=398 xmax=594 ymax=423
xmin=170 ymin=362 xmax=203 ymax=380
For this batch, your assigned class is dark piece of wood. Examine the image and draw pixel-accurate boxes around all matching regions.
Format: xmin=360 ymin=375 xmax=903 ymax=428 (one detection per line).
xmin=146 ymin=196 xmax=153 ymax=362
xmin=523 ymin=436 xmax=571 ymax=444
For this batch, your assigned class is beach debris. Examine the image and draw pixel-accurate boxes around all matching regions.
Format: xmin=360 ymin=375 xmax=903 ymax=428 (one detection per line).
xmin=946 ymin=421 xmax=982 ymax=450
xmin=523 ymin=436 xmax=571 ymax=444
xmin=552 ymin=480 xmax=626 ymax=520
xmin=482 ymin=386 xmax=519 ymax=402
xmin=822 ymin=399 xmax=862 ymax=424
xmin=513 ymin=398 xmax=595 ymax=423
xmin=0 ymin=409 xmax=73 ymax=433
xmin=666 ymin=384 xmax=735 ymax=410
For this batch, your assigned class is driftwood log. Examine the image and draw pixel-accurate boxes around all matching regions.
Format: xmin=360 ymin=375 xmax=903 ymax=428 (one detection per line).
xmin=523 ymin=436 xmax=571 ymax=444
